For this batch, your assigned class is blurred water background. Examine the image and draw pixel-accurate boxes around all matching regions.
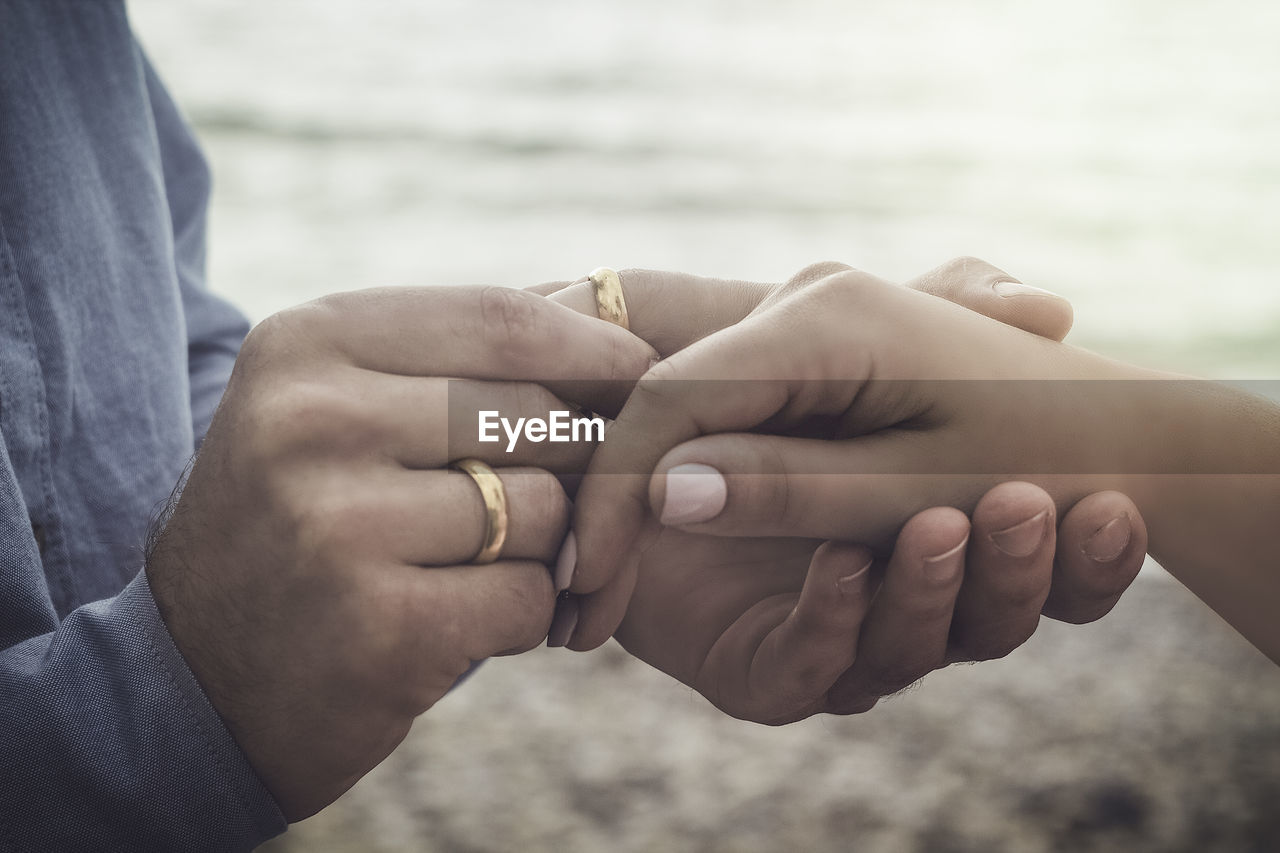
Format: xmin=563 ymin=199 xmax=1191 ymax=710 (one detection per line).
xmin=128 ymin=1 xmax=1280 ymax=850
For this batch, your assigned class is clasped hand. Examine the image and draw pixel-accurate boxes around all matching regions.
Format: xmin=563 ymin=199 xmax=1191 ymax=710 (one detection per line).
xmin=146 ymin=258 xmax=1147 ymax=821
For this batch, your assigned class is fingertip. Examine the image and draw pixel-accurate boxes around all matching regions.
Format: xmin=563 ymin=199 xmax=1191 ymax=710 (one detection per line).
xmin=971 ymin=481 xmax=1055 ymax=528
xmin=568 ymin=475 xmax=648 ymax=594
xmin=565 ymin=556 xmax=641 ymax=651
xmin=990 ymin=280 xmax=1074 ymax=342
xmin=970 ymin=481 xmax=1056 ymax=558
xmin=651 ymin=462 xmax=727 ymax=527
xmin=896 ymin=506 xmax=971 ymax=566
xmin=1046 ymin=491 xmax=1147 ymax=623
xmin=563 ymin=600 xmax=610 ymax=651
xmin=810 ymin=541 xmax=875 ymax=598
xmin=546 ymin=593 xmax=580 ymax=648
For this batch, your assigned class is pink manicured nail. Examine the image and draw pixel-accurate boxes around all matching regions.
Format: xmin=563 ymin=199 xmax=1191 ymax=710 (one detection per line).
xmin=923 ymin=536 xmax=968 ymax=580
xmin=659 ymin=463 xmax=727 ymax=526
xmin=990 ymin=510 xmax=1050 ymax=557
xmin=546 ymin=593 xmax=579 ymax=648
xmin=836 ymin=558 xmax=875 ymax=596
xmin=994 ymin=280 xmax=1058 ymax=298
xmin=1082 ymin=514 xmax=1132 ymax=562
xmin=554 ymin=531 xmax=577 ymax=592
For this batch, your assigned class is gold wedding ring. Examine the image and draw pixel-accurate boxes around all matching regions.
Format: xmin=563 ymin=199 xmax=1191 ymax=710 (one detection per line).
xmin=588 ymin=267 xmax=630 ymax=330
xmin=450 ymin=458 xmax=509 ymax=564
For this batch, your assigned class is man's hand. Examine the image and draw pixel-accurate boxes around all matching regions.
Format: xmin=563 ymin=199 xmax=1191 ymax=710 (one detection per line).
xmin=613 ymin=482 xmax=1144 ymax=723
xmin=146 ymin=286 xmax=656 ymax=819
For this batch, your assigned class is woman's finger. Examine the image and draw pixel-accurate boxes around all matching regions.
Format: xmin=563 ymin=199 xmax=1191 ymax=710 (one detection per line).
xmin=904 ymin=256 xmax=1074 ymax=342
xmin=1043 ymin=490 xmax=1147 ymax=624
xmin=646 ymin=430 xmax=967 ymax=548
xmin=825 ymin=508 xmax=971 ymax=714
xmin=946 ymin=482 xmax=1056 ymax=662
xmin=547 ymin=269 xmax=771 ymax=357
xmin=564 ymin=552 xmax=642 ymax=651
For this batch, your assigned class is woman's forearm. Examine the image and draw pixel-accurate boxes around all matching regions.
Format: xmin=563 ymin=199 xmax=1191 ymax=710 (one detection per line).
xmin=1116 ymin=381 xmax=1280 ymax=662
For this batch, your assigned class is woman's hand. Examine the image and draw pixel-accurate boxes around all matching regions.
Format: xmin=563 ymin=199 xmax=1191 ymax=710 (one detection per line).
xmin=147 ymin=286 xmax=656 ymax=820
xmin=539 ymin=260 xmax=1149 ymax=720
xmin=547 ymin=262 xmax=1145 ymax=642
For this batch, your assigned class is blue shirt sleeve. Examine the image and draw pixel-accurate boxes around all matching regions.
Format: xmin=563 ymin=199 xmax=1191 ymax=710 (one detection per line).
xmin=0 ymin=4 xmax=282 ymax=847
xmin=0 ymin=571 xmax=286 ymax=852
xmin=142 ymin=52 xmax=253 ymax=448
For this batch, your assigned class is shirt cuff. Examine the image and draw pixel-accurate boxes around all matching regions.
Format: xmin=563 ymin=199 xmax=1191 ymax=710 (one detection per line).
xmin=122 ymin=571 xmax=287 ymax=842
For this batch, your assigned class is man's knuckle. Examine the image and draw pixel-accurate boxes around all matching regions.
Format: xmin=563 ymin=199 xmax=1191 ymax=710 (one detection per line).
xmin=277 ymin=381 xmax=351 ymax=424
xmin=786 ymin=260 xmax=854 ymax=290
xmin=295 ymin=487 xmax=370 ymax=556
xmin=808 ymin=269 xmax=886 ymax=310
xmin=479 ymin=286 xmax=546 ymax=361
xmin=943 ymin=255 xmax=986 ymax=275
xmin=945 ymin=255 xmax=1014 ymax=288
xmin=242 ymin=302 xmax=334 ymax=364
xmin=247 ymin=380 xmax=364 ymax=460
xmin=518 ymin=469 xmax=571 ymax=533
xmin=239 ymin=313 xmax=287 ymax=364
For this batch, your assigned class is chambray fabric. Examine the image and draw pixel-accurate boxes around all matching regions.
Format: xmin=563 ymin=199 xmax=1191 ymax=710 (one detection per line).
xmin=1 ymin=2 xmax=285 ymax=849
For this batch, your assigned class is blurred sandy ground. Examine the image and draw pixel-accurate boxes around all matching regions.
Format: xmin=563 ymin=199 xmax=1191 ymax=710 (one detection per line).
xmin=128 ymin=0 xmax=1280 ymax=849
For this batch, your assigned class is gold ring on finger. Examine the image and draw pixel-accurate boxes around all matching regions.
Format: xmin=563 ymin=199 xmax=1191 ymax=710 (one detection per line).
xmin=449 ymin=458 xmax=509 ymax=564
xmin=587 ymin=267 xmax=630 ymax=331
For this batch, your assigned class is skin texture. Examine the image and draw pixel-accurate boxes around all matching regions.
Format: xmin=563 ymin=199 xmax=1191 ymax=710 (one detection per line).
xmin=570 ymin=261 xmax=1280 ymax=681
xmin=147 ymin=263 xmax=1153 ymax=818
xmin=540 ymin=259 xmax=1148 ymax=722
xmin=146 ymin=286 xmax=657 ymax=820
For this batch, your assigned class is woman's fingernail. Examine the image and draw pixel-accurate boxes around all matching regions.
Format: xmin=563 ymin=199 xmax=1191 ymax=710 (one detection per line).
xmin=837 ymin=558 xmax=875 ymax=596
xmin=554 ymin=531 xmax=577 ymax=592
xmin=546 ymin=593 xmax=579 ymax=648
xmin=994 ymin=280 xmax=1058 ymax=298
xmin=659 ymin=463 xmax=727 ymax=526
xmin=1082 ymin=514 xmax=1132 ymax=562
xmin=990 ymin=509 xmax=1051 ymax=557
xmin=923 ymin=536 xmax=968 ymax=580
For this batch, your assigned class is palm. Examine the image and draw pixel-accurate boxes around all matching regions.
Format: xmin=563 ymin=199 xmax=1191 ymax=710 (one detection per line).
xmin=615 ymin=525 xmax=834 ymax=724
